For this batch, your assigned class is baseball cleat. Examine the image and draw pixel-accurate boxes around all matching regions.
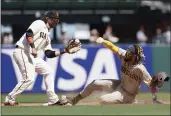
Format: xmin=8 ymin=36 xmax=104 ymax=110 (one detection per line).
xmin=4 ymin=96 xmax=19 ymax=106
xmin=133 ymin=99 xmax=138 ymax=104
xmin=61 ymin=95 xmax=76 ymax=106
xmin=4 ymin=102 xmax=19 ymax=106
xmin=61 ymin=95 xmax=73 ymax=106
xmin=42 ymin=99 xmax=70 ymax=106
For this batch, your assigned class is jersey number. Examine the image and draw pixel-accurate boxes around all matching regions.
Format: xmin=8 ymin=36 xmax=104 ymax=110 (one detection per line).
xmin=40 ymin=32 xmax=47 ymax=39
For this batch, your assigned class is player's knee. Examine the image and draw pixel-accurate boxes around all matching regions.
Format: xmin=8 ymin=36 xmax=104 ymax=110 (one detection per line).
xmin=92 ymin=79 xmax=102 ymax=86
xmin=99 ymin=96 xmax=122 ymax=105
xmin=89 ymin=80 xmax=100 ymax=89
xmin=99 ymin=96 xmax=109 ymax=105
xmin=26 ymin=78 xmax=34 ymax=84
xmin=89 ymin=79 xmax=104 ymax=91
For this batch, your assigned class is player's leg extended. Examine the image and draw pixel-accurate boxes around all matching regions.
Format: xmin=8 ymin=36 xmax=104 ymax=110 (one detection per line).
xmin=99 ymin=86 xmax=136 ymax=104
xmin=67 ymin=79 xmax=121 ymax=105
xmin=35 ymin=58 xmax=59 ymax=105
xmin=5 ymin=49 xmax=35 ymax=105
xmin=99 ymin=86 xmax=123 ymax=105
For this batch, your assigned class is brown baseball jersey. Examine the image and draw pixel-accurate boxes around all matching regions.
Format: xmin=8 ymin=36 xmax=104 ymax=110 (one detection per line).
xmin=118 ymin=48 xmax=152 ymax=95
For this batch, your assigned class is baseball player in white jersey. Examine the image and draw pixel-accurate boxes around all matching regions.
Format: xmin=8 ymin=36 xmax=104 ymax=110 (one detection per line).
xmin=62 ymin=37 xmax=169 ymax=105
xmin=4 ymin=11 xmax=81 ymax=106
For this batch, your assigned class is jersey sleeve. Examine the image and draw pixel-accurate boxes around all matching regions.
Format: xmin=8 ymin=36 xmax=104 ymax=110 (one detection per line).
xmin=141 ymin=65 xmax=152 ymax=87
xmin=28 ymin=20 xmax=45 ymax=35
xmin=44 ymin=37 xmax=53 ymax=51
xmin=118 ymin=48 xmax=126 ymax=59
xmin=103 ymin=40 xmax=126 ymax=58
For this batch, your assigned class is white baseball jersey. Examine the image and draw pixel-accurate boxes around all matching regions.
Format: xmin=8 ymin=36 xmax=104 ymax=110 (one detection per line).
xmin=9 ymin=20 xmax=59 ymax=104
xmin=118 ymin=48 xmax=152 ymax=95
xmin=16 ymin=20 xmax=52 ymax=53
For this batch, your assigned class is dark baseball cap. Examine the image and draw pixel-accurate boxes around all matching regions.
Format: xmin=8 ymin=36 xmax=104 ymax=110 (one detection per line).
xmin=45 ymin=10 xmax=59 ymax=19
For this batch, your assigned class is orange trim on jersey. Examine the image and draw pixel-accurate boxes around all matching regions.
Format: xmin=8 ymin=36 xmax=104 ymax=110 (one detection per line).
xmin=26 ymin=37 xmax=33 ymax=43
xmin=103 ymin=40 xmax=119 ymax=54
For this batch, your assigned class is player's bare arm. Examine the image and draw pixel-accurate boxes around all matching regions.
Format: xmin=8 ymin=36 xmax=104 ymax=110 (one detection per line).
xmin=141 ymin=68 xmax=158 ymax=103
xmin=44 ymin=39 xmax=82 ymax=58
xmin=142 ymin=68 xmax=170 ymax=103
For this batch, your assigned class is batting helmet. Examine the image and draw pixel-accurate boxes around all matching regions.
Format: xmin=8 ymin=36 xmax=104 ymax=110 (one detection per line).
xmin=125 ymin=44 xmax=145 ymax=63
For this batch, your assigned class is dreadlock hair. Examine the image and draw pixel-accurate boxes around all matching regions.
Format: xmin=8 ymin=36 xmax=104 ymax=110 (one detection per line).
xmin=134 ymin=44 xmax=145 ymax=64
xmin=125 ymin=44 xmax=145 ymax=64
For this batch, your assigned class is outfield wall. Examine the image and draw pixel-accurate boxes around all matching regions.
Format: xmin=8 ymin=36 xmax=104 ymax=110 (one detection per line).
xmin=152 ymin=45 xmax=170 ymax=91
xmin=1 ymin=44 xmax=170 ymax=93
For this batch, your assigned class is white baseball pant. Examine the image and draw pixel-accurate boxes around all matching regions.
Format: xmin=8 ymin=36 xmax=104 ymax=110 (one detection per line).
xmin=8 ymin=48 xmax=58 ymax=103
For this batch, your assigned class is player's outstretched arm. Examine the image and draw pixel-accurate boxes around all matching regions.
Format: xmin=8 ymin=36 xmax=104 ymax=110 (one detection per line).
xmin=96 ymin=37 xmax=120 ymax=54
xmin=44 ymin=39 xmax=81 ymax=58
xmin=44 ymin=49 xmax=66 ymax=58
xmin=141 ymin=69 xmax=160 ymax=104
xmin=142 ymin=69 xmax=170 ymax=104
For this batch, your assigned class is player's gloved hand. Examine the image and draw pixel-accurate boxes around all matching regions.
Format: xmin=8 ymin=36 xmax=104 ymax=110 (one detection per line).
xmin=65 ymin=39 xmax=81 ymax=54
xmin=31 ymin=48 xmax=38 ymax=58
xmin=96 ymin=37 xmax=105 ymax=44
xmin=150 ymin=72 xmax=169 ymax=88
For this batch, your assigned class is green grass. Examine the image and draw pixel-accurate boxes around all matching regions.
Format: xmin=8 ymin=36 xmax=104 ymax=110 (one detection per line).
xmin=1 ymin=92 xmax=170 ymax=103
xmin=1 ymin=92 xmax=170 ymax=115
xmin=2 ymin=105 xmax=170 ymax=115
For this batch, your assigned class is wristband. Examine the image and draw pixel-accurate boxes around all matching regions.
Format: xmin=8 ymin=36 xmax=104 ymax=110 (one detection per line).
xmin=150 ymin=87 xmax=157 ymax=93
xmin=60 ymin=50 xmax=66 ymax=55
xmin=30 ymin=43 xmax=35 ymax=48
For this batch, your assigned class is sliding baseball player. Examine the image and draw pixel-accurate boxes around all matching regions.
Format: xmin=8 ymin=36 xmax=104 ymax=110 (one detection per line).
xmin=63 ymin=37 xmax=169 ymax=105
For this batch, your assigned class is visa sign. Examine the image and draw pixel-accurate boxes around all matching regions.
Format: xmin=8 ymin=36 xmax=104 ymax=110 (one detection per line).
xmin=1 ymin=46 xmax=120 ymax=93
xmin=1 ymin=45 xmax=153 ymax=93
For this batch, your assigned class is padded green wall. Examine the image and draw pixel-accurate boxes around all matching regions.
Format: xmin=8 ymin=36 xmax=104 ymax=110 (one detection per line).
xmin=152 ymin=45 xmax=170 ymax=91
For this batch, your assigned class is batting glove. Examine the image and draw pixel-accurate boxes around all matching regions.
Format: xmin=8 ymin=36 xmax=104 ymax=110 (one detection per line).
xmin=96 ymin=37 xmax=104 ymax=44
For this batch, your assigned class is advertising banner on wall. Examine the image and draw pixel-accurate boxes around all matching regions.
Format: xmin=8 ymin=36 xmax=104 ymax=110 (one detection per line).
xmin=1 ymin=45 xmax=153 ymax=93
